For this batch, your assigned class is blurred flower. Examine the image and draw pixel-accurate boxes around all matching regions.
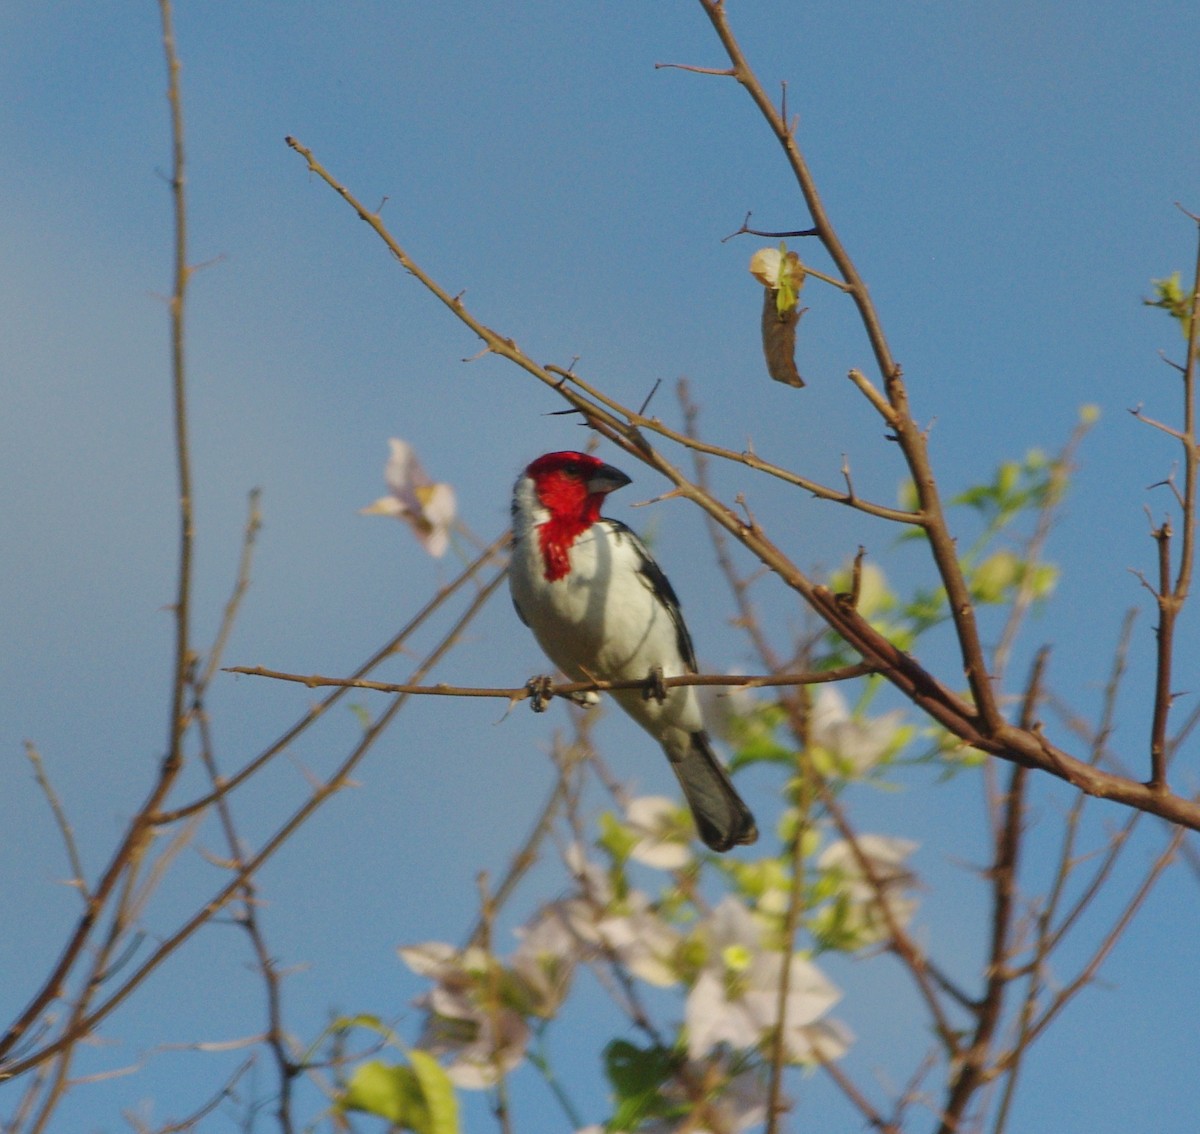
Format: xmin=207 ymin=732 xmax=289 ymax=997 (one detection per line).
xmin=648 ymin=1059 xmax=771 ymax=1134
xmin=420 ymin=1009 xmax=529 ymax=1090
xmin=398 ymin=941 xmax=528 ymax=1088
xmin=695 ymin=679 xmax=758 ymax=748
xmin=511 ymin=905 xmax=577 ymax=1017
xmin=625 ymin=795 xmax=693 ymax=870
xmin=595 ymin=891 xmax=683 ymax=988
xmin=816 ymin=834 xmax=919 ymax=946
xmin=362 ymin=438 xmax=456 ymax=557
xmin=399 ymin=903 xmax=582 ymax=1089
xmin=810 ymin=686 xmax=904 ymax=774
xmin=560 ymin=842 xmax=683 ymax=987
xmin=685 ymin=897 xmax=843 ymax=1063
xmin=682 ymin=1065 xmax=768 ymax=1134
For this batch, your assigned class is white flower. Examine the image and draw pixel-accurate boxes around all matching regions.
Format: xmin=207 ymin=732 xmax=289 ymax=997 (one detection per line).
xmin=695 ymin=679 xmax=758 ymax=747
xmin=559 ymin=842 xmax=682 ymax=987
xmin=748 ymin=247 xmax=786 ymax=288
xmin=362 ymin=438 xmax=456 ymax=557
xmin=625 ymin=795 xmax=693 ymax=870
xmin=511 ymin=905 xmax=577 ymax=1016
xmin=685 ymin=898 xmax=842 ymax=1063
xmin=749 ymin=245 xmax=804 ymax=300
xmin=817 ymin=834 xmax=919 ymax=944
xmin=810 ymin=686 xmax=904 ymax=773
xmin=398 ymin=938 xmax=538 ymax=1089
xmin=422 ymin=1009 xmax=530 ymax=1089
xmin=644 ymin=1059 xmax=771 ymax=1134
xmin=596 ymin=892 xmax=683 ymax=988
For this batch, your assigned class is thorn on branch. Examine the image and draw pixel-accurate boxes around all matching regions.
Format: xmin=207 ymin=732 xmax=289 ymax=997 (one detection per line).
xmin=721 ymin=211 xmax=755 ymax=244
xmin=840 ymin=454 xmax=856 ymax=502
xmin=638 ymin=378 xmax=663 ymax=417
xmin=734 ymin=492 xmax=760 ymax=533
xmin=653 ymin=61 xmax=737 ymax=78
xmin=630 ymin=487 xmax=685 ymax=509
xmin=721 ymin=208 xmax=827 ymax=246
xmin=849 ymin=546 xmax=867 ymax=609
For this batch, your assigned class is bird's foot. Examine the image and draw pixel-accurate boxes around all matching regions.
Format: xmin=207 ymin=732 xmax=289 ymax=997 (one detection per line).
xmin=644 ymin=665 xmax=668 ymax=704
xmin=525 ymin=675 xmax=555 ymax=713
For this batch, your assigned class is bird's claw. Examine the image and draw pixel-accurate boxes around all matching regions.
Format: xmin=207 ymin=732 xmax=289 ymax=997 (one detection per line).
xmin=644 ymin=665 xmax=668 ymax=704
xmin=525 ymin=675 xmax=555 ymax=713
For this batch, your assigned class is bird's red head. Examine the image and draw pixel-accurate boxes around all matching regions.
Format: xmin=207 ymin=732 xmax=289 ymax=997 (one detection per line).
xmin=523 ymin=451 xmax=632 ymax=581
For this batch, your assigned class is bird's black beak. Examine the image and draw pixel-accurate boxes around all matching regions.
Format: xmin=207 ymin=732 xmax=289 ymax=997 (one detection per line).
xmin=587 ymin=462 xmax=632 ymax=496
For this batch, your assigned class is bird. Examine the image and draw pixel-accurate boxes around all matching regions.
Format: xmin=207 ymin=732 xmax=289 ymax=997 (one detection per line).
xmin=508 ymin=450 xmax=758 ymax=852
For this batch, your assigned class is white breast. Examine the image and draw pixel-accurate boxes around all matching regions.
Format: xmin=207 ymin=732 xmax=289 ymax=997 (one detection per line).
xmin=510 ymin=516 xmax=703 ymax=738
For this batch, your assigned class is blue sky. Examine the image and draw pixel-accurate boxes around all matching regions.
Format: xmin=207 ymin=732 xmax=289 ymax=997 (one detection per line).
xmin=3 ymin=3 xmax=1199 ymax=1131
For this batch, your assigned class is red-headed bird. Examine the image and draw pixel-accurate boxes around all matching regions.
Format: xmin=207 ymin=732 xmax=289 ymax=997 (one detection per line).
xmin=508 ymin=451 xmax=758 ymax=852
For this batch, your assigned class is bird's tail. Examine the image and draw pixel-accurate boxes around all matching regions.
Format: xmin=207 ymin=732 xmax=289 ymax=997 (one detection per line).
xmin=668 ymin=730 xmax=758 ymax=852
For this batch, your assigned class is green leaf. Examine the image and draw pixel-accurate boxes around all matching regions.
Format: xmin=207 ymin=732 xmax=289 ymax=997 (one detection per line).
xmin=598 ymin=810 xmax=637 ymax=862
xmin=604 ymin=1040 xmax=676 ymax=1132
xmin=340 ymin=1055 xmax=460 ymax=1134
xmin=1027 ymin=562 xmax=1060 ymax=599
xmin=341 ymin=1060 xmax=422 ymax=1126
xmin=300 ymin=1013 xmax=400 ymax=1068
xmin=729 ymin=733 xmax=794 ymax=769
xmin=1146 ymin=271 xmax=1196 ymax=339
xmin=773 ymin=241 xmax=806 ymax=315
xmin=969 ymin=549 xmax=1021 ymax=604
xmin=409 ymin=1049 xmax=460 ymax=1134
xmin=329 ymin=1013 xmax=398 ymax=1041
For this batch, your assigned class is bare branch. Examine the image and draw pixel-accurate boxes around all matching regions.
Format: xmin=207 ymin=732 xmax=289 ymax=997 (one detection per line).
xmin=692 ymin=0 xmax=1004 ymax=733
xmin=284 ymin=66 xmax=1200 ymax=835
xmin=154 ymin=529 xmax=509 ymax=824
xmin=23 ymin=743 xmax=88 ymax=903
xmin=223 ymin=662 xmax=878 ymax=702
xmin=1 ymin=569 xmax=508 ymax=1082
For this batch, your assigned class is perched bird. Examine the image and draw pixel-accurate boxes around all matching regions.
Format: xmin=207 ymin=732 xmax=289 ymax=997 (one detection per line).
xmin=508 ymin=450 xmax=758 ymax=852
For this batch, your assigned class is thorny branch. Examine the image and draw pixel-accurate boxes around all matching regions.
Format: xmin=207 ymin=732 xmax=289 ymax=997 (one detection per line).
xmin=190 ymin=490 xmax=297 ymax=1134
xmin=224 ymin=663 xmax=877 ymax=701
xmin=691 ymin=0 xmax=1002 ymax=735
xmin=0 ymin=0 xmax=197 ymax=1086
xmin=2 ymin=569 xmax=509 ymax=1083
xmin=285 ymin=131 xmax=1200 ymax=834
xmin=11 ymin=5 xmax=1195 ymax=1132
xmin=1146 ymin=218 xmax=1200 ymax=786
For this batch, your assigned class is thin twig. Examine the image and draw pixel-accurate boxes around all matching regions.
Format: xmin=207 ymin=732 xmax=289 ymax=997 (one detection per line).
xmin=0 ymin=1 xmax=196 ymax=1076
xmin=1147 ymin=220 xmax=1200 ymax=785
xmin=223 ymin=662 xmax=877 ymax=700
xmin=162 ymin=0 xmax=193 ymax=781
xmin=23 ymin=743 xmax=88 ymax=902
xmin=154 ymin=529 xmax=509 ymax=824
xmin=691 ymin=0 xmax=1003 ymax=734
xmin=935 ymin=651 xmax=1043 ymax=1134
xmin=0 ymin=571 xmax=508 ymax=1081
